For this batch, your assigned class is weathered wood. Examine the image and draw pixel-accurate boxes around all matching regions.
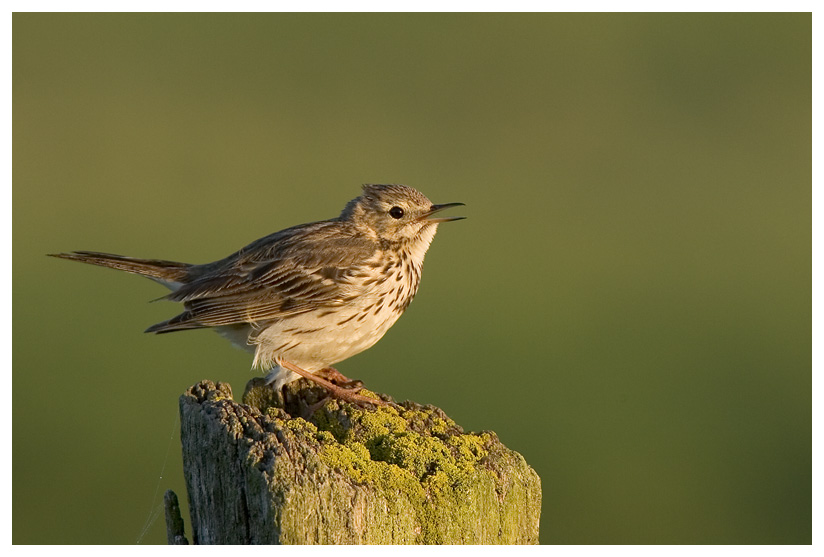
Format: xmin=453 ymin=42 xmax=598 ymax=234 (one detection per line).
xmin=178 ymin=378 xmax=541 ymax=544
xmin=163 ymin=489 xmax=189 ymax=545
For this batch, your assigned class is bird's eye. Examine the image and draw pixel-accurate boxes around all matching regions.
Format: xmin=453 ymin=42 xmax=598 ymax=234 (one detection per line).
xmin=389 ymin=206 xmax=404 ymax=219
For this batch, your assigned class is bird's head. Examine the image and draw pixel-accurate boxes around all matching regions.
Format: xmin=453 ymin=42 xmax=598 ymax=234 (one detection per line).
xmin=341 ymin=184 xmax=465 ymax=248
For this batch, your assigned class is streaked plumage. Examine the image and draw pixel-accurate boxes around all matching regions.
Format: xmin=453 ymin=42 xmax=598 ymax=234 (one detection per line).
xmin=50 ymin=184 xmax=464 ymax=396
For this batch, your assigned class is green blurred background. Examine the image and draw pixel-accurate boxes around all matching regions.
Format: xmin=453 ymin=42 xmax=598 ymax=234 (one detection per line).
xmin=13 ymin=13 xmax=810 ymax=544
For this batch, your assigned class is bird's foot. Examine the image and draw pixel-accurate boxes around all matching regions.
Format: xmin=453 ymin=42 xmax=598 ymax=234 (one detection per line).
xmin=315 ymin=367 xmax=364 ymax=390
xmin=278 ymin=360 xmax=387 ymax=407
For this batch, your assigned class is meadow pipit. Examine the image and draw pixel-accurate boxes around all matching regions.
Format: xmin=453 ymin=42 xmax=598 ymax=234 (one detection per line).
xmin=50 ymin=184 xmax=464 ymax=405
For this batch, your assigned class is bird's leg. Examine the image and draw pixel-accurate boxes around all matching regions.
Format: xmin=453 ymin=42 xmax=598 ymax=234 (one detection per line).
xmin=315 ymin=367 xmax=364 ymax=390
xmin=278 ymin=359 xmax=387 ymax=407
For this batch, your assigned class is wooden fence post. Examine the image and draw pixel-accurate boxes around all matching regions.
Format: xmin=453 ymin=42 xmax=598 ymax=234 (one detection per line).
xmin=167 ymin=378 xmax=541 ymax=544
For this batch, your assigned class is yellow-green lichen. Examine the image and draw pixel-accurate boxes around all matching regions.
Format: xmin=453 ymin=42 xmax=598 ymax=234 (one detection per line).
xmin=233 ymin=379 xmax=541 ymax=543
xmin=284 ymin=416 xmax=318 ymax=434
xmin=312 ymin=400 xmax=493 ymax=507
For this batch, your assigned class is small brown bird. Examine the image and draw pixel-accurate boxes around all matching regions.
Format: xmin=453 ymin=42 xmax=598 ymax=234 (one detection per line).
xmin=50 ymin=184 xmax=464 ymax=405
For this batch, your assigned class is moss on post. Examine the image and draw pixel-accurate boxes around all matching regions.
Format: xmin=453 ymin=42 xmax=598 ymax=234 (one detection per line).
xmin=177 ymin=379 xmax=541 ymax=544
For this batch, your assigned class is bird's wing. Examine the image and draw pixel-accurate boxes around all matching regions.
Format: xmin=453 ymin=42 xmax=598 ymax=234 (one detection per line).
xmin=147 ymin=222 xmax=379 ymax=332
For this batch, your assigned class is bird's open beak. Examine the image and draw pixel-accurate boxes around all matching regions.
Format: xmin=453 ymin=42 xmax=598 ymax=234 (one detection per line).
xmin=419 ymin=202 xmax=466 ymax=223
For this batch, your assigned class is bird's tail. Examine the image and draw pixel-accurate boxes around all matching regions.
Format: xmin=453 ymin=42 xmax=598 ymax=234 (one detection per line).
xmin=48 ymin=250 xmax=192 ymax=286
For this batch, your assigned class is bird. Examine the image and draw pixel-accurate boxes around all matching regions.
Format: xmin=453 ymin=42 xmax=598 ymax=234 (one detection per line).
xmin=49 ymin=184 xmax=465 ymax=405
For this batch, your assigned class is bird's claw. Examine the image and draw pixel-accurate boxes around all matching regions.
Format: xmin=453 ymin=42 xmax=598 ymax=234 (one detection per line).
xmin=279 ymin=360 xmax=387 ymax=407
